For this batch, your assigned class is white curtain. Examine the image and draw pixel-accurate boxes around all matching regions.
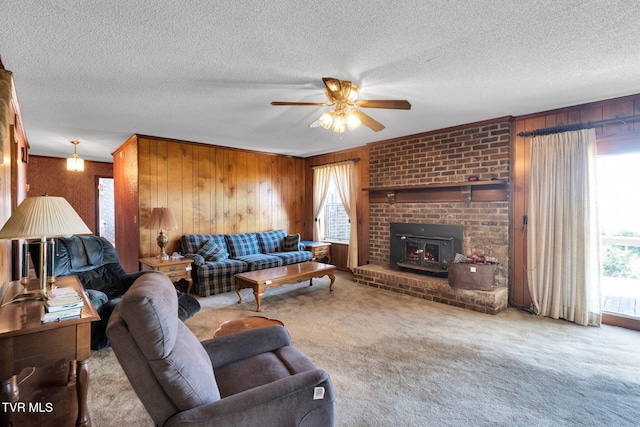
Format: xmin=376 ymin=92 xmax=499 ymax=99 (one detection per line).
xmin=527 ymin=128 xmax=601 ymax=326
xmin=312 ymin=166 xmax=332 ymax=242
xmin=332 ymin=162 xmax=358 ymax=270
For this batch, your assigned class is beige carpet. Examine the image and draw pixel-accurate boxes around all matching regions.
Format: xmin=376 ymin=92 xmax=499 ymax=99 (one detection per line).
xmin=88 ymin=271 xmax=640 ymax=426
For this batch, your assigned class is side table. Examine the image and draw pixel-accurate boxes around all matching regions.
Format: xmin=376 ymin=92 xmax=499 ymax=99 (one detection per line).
xmin=213 ymin=316 xmax=284 ymax=338
xmin=301 ymin=241 xmax=331 ymax=263
xmin=139 ymin=257 xmax=194 ymax=294
xmin=0 ymin=275 xmax=100 ymax=427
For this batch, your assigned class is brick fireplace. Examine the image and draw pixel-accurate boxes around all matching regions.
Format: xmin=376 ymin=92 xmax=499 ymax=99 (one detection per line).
xmin=353 ymin=118 xmax=511 ymax=314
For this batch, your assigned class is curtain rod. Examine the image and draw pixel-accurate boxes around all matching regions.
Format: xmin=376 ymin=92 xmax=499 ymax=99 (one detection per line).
xmin=517 ymin=114 xmax=640 ymax=137
xmin=310 ymin=157 xmax=360 ymax=169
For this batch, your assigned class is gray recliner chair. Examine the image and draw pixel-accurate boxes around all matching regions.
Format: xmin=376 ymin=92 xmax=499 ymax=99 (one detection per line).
xmin=106 ymin=272 xmax=335 ymax=427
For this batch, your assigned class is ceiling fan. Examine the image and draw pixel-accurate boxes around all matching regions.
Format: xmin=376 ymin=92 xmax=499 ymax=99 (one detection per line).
xmin=271 ymin=77 xmax=411 ymax=133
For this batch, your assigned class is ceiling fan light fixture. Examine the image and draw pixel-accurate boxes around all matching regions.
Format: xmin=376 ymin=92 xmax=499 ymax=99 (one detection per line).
xmin=274 ymin=77 xmax=410 ymax=133
xmin=318 ymin=111 xmax=335 ymax=130
xmin=316 ymin=107 xmax=361 ymax=133
xmin=346 ymin=109 xmax=362 ymax=131
xmin=331 ymin=113 xmax=346 ymax=133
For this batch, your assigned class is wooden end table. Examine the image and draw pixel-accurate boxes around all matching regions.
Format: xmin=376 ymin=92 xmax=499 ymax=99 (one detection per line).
xmin=139 ymin=257 xmax=194 ymax=294
xmin=235 ymin=262 xmax=336 ymax=312
xmin=213 ymin=316 xmax=284 ymax=338
xmin=0 ymin=275 xmax=100 ymax=427
xmin=301 ymin=241 xmax=331 ymax=263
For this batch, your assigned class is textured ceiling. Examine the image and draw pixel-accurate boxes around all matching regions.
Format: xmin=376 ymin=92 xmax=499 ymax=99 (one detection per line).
xmin=2 ymin=1 xmax=640 ymax=162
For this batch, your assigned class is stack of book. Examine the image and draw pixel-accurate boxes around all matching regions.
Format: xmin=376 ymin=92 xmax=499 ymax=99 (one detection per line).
xmin=42 ymin=286 xmax=84 ymax=323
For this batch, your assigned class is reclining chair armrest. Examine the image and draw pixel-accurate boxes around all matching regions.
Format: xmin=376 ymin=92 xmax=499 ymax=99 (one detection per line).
xmin=201 ymin=325 xmax=292 ymax=367
xmin=164 ymin=369 xmax=333 ymax=427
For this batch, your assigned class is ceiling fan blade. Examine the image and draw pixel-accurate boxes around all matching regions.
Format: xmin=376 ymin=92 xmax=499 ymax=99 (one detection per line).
xmin=355 ymin=100 xmax=412 ymax=110
xmin=351 ymin=110 xmax=385 ymax=132
xmin=271 ymin=101 xmax=332 ymax=107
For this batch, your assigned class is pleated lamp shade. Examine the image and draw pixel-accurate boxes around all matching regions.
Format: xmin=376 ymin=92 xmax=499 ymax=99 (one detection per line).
xmin=144 ymin=207 xmax=178 ymax=230
xmin=0 ymin=195 xmax=91 ymax=240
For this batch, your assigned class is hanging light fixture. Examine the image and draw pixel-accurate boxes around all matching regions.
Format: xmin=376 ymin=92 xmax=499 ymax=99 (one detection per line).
xmin=317 ymin=104 xmax=362 ymax=133
xmin=67 ymin=140 xmax=85 ymax=172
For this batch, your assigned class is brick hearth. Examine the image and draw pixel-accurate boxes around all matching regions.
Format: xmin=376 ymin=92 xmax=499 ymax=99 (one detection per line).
xmin=354 ymin=264 xmax=508 ymax=314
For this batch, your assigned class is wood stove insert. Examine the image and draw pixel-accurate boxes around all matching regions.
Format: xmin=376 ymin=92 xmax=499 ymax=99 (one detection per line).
xmin=390 ymin=223 xmax=463 ymax=275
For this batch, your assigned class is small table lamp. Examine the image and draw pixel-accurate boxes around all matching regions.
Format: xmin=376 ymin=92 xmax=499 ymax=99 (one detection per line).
xmin=144 ymin=207 xmax=178 ymax=261
xmin=0 ymin=195 xmax=91 ymax=300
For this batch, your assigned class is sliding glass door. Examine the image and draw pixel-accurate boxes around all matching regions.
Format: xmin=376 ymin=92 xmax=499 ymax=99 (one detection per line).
xmin=598 ymin=151 xmax=640 ymax=330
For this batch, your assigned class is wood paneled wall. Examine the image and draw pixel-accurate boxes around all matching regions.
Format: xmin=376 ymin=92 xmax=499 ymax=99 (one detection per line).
xmin=510 ymin=93 xmax=640 ymax=308
xmin=304 ymin=145 xmax=370 ymax=269
xmin=0 ymin=97 xmax=11 ymax=287
xmin=114 ymin=135 xmax=307 ymax=272
xmin=1 ymin=69 xmax=29 ymax=285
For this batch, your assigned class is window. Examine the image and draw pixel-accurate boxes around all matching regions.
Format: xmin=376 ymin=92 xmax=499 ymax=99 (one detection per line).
xmin=323 ymin=177 xmax=350 ymax=242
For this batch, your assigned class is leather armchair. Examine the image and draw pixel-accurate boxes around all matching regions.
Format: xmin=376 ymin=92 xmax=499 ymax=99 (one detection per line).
xmin=106 ymin=272 xmax=335 ymax=427
xmin=30 ymin=235 xmax=200 ymax=349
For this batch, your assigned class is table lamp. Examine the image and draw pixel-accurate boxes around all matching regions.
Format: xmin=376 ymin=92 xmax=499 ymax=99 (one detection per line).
xmin=144 ymin=207 xmax=178 ymax=261
xmin=0 ymin=195 xmax=91 ymax=300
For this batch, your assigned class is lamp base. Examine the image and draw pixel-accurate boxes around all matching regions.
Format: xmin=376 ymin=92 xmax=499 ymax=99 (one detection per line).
xmin=7 ymin=277 xmax=44 ymax=302
xmin=9 ymin=289 xmax=45 ymax=303
xmin=157 ymin=230 xmax=170 ymax=261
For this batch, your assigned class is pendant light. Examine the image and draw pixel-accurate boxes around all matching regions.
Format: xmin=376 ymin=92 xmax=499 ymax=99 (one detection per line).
xmin=67 ymin=140 xmax=85 ymax=172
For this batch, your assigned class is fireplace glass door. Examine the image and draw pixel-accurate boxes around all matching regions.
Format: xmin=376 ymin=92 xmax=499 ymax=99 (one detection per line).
xmin=396 ymin=235 xmax=455 ymax=273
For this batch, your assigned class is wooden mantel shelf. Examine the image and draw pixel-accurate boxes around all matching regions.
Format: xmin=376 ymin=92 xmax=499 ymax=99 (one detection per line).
xmin=363 ymin=180 xmax=506 ymax=192
xmin=364 ymin=180 xmax=507 ymax=203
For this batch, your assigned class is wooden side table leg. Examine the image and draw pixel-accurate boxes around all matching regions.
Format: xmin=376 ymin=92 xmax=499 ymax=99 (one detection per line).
xmin=68 ymin=360 xmax=77 ymax=386
xmin=328 ymin=272 xmax=335 ymax=291
xmin=75 ymin=359 xmax=91 ymax=427
xmin=1 ymin=376 xmax=19 ymax=426
xmin=1 ymin=375 xmax=19 ymax=401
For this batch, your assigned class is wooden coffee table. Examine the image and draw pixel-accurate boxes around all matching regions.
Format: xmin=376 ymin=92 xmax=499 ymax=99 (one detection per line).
xmin=213 ymin=316 xmax=284 ymax=337
xmin=235 ymin=262 xmax=336 ymax=312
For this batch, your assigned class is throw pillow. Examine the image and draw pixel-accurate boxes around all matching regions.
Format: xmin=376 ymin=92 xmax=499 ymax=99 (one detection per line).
xmin=282 ymin=234 xmax=300 ymax=252
xmin=196 ymin=240 xmax=229 ymax=261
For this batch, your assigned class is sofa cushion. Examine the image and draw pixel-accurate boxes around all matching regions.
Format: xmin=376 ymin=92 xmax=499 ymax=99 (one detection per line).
xmin=271 ymin=251 xmax=312 ymax=265
xmin=234 ymin=254 xmax=283 ymax=271
xmin=225 ymin=233 xmax=261 ymax=257
xmin=282 ymin=233 xmax=301 ymax=251
xmin=117 ymin=273 xmax=220 ymax=410
xmin=200 ymin=258 xmax=247 ymax=276
xmin=256 ymin=229 xmax=287 ymax=253
xmin=214 ymin=351 xmax=295 ymax=398
xmin=197 ymin=240 xmax=229 ymax=261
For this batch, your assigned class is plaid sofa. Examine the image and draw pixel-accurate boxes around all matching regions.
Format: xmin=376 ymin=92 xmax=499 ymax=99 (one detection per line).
xmin=180 ymin=230 xmax=312 ymax=297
